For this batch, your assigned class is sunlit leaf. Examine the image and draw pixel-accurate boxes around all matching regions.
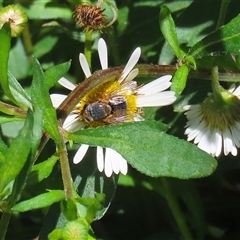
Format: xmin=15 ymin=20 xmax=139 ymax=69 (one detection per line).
xmin=189 ymin=14 xmax=240 ymax=58
xmin=171 ymin=64 xmax=189 ymax=97
xmin=159 ymin=5 xmax=184 ymax=59
xmin=69 ymin=121 xmax=217 ymax=179
xmin=31 ymin=58 xmax=61 ymax=144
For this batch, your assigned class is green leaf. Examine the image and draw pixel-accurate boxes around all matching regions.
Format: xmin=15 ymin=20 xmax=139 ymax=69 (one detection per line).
xmin=39 ymin=168 xmax=117 ymax=238
xmin=21 ymin=0 xmax=72 ymax=20
xmin=45 ymin=61 xmax=72 ymax=89
xmin=0 ymin=136 xmax=7 ymax=163
xmin=159 ymin=5 xmax=184 ymax=59
xmin=189 ymin=14 xmax=240 ymax=58
xmin=76 ymin=193 xmax=105 ymax=223
xmin=61 ymin=199 xmax=78 ymax=221
xmin=12 ymin=190 xmax=65 ymax=212
xmin=69 ymin=121 xmax=217 ymax=179
xmin=171 ymin=64 xmax=189 ymax=97
xmin=33 ymin=35 xmax=58 ymax=59
xmin=0 ymin=115 xmax=24 ymax=124
xmin=8 ymin=71 xmax=32 ymax=109
xmin=0 ymin=111 xmax=33 ymax=193
xmin=31 ymin=58 xmax=61 ymax=144
xmin=26 ymin=155 xmax=59 ymax=187
xmin=9 ymin=38 xmax=31 ymax=79
xmin=48 ymin=229 xmax=63 ymax=240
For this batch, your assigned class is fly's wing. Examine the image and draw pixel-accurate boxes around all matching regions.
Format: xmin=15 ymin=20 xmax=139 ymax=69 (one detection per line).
xmin=106 ymin=80 xmax=137 ymax=98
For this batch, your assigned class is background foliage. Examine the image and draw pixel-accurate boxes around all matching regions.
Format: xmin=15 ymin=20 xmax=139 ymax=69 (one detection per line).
xmin=1 ymin=0 xmax=240 ymax=239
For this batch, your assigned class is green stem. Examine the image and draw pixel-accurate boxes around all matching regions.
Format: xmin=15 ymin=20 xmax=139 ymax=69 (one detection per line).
xmin=107 ymin=26 xmax=121 ymax=65
xmin=58 ymin=134 xmax=74 ymax=199
xmin=21 ymin=23 xmax=33 ymax=64
xmin=211 ymin=64 xmax=221 ymax=94
xmin=0 ymin=212 xmax=11 ymax=240
xmin=216 ymin=0 xmax=230 ymax=30
xmin=84 ymin=30 xmax=93 ymax=69
xmin=160 ymin=178 xmax=193 ymax=240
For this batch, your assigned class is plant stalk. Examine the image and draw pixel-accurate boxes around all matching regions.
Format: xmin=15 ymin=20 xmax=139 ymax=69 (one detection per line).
xmin=160 ymin=177 xmax=193 ymax=240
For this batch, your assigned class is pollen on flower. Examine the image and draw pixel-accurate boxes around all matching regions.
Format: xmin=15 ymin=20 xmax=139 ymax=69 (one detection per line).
xmin=74 ymin=4 xmax=106 ymax=31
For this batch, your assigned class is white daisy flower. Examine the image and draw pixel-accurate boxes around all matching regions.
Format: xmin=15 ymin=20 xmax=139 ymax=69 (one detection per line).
xmin=51 ymin=38 xmax=176 ymax=177
xmin=184 ymin=85 xmax=240 ymax=157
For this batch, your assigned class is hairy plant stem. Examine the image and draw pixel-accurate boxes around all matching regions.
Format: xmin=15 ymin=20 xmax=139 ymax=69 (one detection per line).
xmin=58 ymin=133 xmax=74 ymax=199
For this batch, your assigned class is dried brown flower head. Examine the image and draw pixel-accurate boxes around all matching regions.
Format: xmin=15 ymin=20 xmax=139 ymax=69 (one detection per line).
xmin=75 ymin=4 xmax=106 ymax=31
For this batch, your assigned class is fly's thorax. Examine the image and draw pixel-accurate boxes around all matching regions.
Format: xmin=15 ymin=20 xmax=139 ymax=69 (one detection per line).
xmin=82 ymin=102 xmax=112 ymax=122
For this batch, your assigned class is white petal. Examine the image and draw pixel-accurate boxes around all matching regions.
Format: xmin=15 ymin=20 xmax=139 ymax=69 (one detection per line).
xmin=73 ymin=144 xmax=89 ymax=164
xmin=197 ymin=128 xmax=211 ymax=154
xmin=137 ymin=91 xmax=176 ymax=107
xmin=137 ymin=75 xmax=172 ymax=95
xmin=58 ymin=77 xmax=76 ymax=91
xmin=119 ymin=47 xmax=141 ymax=83
xmin=233 ymin=85 xmax=240 ymax=97
xmin=223 ymin=129 xmax=237 ymax=156
xmin=109 ymin=149 xmax=120 ymax=174
xmin=123 ymin=68 xmax=139 ymax=83
xmin=98 ymin=38 xmax=108 ymax=70
xmin=213 ymin=130 xmax=222 ymax=157
xmin=208 ymin=129 xmax=221 ymax=157
xmin=104 ymin=148 xmax=113 ymax=177
xmin=50 ymin=94 xmax=67 ymax=108
xmin=118 ymin=154 xmax=128 ymax=175
xmin=96 ymin=146 xmax=104 ymax=172
xmin=79 ymin=53 xmax=91 ymax=78
xmin=231 ymin=126 xmax=240 ymax=147
xmin=63 ymin=115 xmax=84 ymax=132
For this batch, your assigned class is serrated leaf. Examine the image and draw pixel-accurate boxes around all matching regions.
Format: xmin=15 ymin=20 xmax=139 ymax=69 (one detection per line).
xmin=69 ymin=121 xmax=217 ymax=179
xmin=189 ymin=14 xmax=240 ymax=58
xmin=31 ymin=58 xmax=61 ymax=144
xmin=45 ymin=61 xmax=71 ymax=89
xmin=12 ymin=190 xmax=65 ymax=212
